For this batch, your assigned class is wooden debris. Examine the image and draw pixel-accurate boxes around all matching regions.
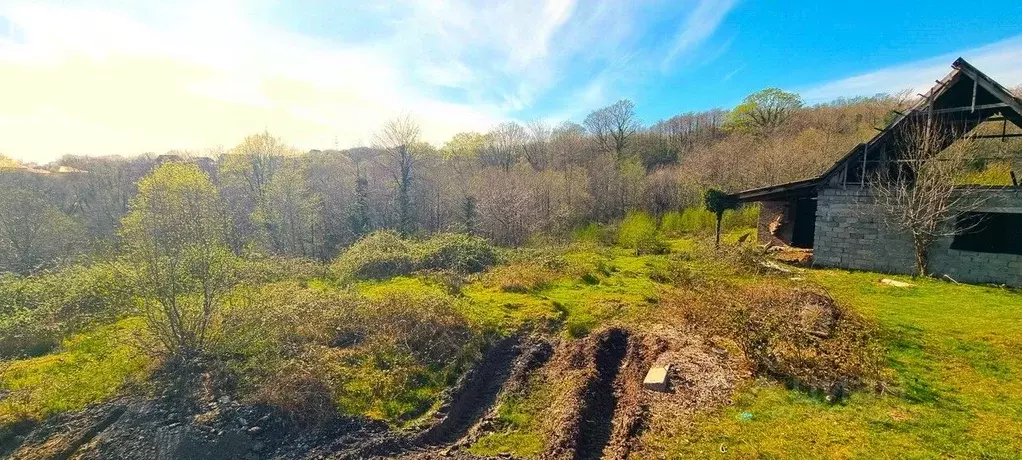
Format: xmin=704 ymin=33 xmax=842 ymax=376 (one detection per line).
xmin=879 ymin=278 xmax=914 ymax=288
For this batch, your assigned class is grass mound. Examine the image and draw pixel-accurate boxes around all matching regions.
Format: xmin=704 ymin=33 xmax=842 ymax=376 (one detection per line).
xmin=221 ymin=280 xmax=480 ymax=425
xmin=332 ymin=231 xmax=415 ymax=281
xmin=416 ymin=233 xmax=498 ymax=274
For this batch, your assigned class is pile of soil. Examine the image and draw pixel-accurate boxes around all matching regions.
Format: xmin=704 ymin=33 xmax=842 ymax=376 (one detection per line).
xmin=538 ymin=325 xmax=744 ymax=460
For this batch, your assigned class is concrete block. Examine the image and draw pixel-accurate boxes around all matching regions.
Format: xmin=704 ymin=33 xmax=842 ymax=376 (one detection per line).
xmin=643 ymin=365 xmax=670 ymax=392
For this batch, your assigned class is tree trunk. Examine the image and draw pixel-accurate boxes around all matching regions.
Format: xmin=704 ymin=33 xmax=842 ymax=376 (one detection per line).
xmin=913 ymin=235 xmax=929 ymax=277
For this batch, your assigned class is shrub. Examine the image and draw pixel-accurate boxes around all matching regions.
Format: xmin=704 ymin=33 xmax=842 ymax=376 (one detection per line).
xmin=221 ymin=280 xmax=479 ymax=423
xmin=721 ymin=205 xmax=759 ymax=232
xmin=416 ymin=233 xmax=498 ymax=274
xmin=332 ymin=231 xmax=414 ymax=281
xmin=0 ymin=263 xmax=136 ymax=359
xmin=617 ymin=211 xmax=667 ymax=255
xmin=666 ymin=208 xmax=718 ymax=234
xmin=572 ymin=222 xmax=602 ymax=245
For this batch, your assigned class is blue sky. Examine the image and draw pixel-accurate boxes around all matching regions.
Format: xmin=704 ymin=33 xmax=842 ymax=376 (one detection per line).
xmin=1 ymin=0 xmax=1021 ymax=161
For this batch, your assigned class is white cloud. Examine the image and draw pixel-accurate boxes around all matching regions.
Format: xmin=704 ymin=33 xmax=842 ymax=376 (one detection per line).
xmin=0 ymin=2 xmax=503 ymax=161
xmin=802 ymin=35 xmax=1022 ymax=103
xmin=0 ymin=0 xmax=736 ymax=162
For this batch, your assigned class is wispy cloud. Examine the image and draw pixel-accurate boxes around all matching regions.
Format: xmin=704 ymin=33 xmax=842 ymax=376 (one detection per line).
xmin=0 ymin=0 xmax=738 ymax=161
xmin=801 ymin=35 xmax=1022 ymax=103
xmin=661 ymin=0 xmax=738 ymax=71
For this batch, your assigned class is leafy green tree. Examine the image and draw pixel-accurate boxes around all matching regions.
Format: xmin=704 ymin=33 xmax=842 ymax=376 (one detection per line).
xmin=441 ymin=132 xmax=487 ymax=159
xmin=727 ymin=88 xmax=803 ymax=134
xmin=264 ymin=160 xmax=322 ymax=258
xmin=0 ymin=184 xmax=81 ymax=273
xmin=120 ymin=163 xmax=236 ymax=358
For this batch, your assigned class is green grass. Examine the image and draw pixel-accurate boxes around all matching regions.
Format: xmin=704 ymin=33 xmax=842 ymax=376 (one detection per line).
xmin=667 ymin=269 xmax=1022 ymax=458
xmin=0 ymin=317 xmax=151 ymax=425
xmin=5 ymin=232 xmax=1021 ymax=458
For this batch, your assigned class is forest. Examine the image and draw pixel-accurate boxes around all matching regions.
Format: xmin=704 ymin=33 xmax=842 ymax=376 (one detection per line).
xmin=0 ymin=88 xmax=928 ymax=273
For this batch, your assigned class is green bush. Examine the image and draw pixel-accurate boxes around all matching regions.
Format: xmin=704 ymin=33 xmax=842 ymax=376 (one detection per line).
xmin=332 ymin=231 xmax=415 ymax=281
xmin=661 ymin=205 xmax=758 ymax=236
xmin=617 ymin=211 xmax=667 ymax=255
xmin=721 ymin=205 xmax=759 ymax=232
xmin=573 ymin=222 xmax=601 ymax=244
xmin=222 ymin=280 xmax=479 ymax=424
xmin=416 ymin=233 xmax=498 ymax=274
xmin=0 ymin=263 xmax=136 ymax=359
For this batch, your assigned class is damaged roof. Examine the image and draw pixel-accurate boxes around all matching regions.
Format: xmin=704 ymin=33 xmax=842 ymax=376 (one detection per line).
xmin=732 ymin=58 xmax=1022 ymax=202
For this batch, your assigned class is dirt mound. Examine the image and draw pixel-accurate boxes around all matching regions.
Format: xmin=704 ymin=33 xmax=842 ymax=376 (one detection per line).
xmin=628 ymin=326 xmax=746 ymax=456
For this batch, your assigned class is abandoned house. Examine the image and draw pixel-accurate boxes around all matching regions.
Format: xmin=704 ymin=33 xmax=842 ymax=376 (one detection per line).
xmin=732 ymin=58 xmax=1022 ymax=285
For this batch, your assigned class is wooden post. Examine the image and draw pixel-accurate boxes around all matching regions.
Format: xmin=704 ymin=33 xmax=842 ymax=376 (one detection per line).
xmin=715 ymin=212 xmax=722 ymax=249
xmin=861 ymin=144 xmax=867 ymax=189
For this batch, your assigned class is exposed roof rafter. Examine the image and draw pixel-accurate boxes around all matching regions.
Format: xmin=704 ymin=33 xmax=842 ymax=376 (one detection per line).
xmin=732 ymin=58 xmax=1022 ymax=203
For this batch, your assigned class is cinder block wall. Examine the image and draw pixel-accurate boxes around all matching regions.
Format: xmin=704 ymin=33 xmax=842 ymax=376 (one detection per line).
xmin=814 ymin=187 xmax=1022 ymax=286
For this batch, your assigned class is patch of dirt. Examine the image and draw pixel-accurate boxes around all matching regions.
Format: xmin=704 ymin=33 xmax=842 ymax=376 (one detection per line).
xmin=540 ymin=325 xmax=745 ymax=460
xmin=332 ymin=334 xmax=549 ymax=459
xmin=6 ymin=326 xmax=745 ymax=460
xmin=628 ymin=325 xmax=747 ymax=457
xmin=8 ymin=359 xmax=385 ymax=460
xmin=420 ymin=335 xmax=522 ymax=446
xmin=543 ymin=327 xmax=634 ymax=460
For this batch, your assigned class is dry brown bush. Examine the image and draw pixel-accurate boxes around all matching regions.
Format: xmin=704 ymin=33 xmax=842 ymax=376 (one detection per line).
xmin=662 ymin=281 xmax=886 ymax=398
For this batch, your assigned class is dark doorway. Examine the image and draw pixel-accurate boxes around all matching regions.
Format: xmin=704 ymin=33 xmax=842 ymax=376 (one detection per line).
xmin=791 ymin=197 xmax=817 ymax=248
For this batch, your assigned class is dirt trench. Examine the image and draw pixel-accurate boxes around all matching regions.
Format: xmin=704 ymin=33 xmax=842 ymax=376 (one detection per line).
xmin=337 ymin=334 xmax=551 ymax=459
xmin=573 ymin=329 xmax=629 ymax=460
xmin=542 ymin=328 xmax=668 ymax=460
xmin=418 ymin=335 xmax=523 ymax=446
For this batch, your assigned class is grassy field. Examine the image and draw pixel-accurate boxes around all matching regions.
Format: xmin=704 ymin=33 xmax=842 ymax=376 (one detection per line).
xmin=2 ymin=234 xmax=1021 ymax=457
xmin=663 ymin=268 xmax=1022 ymax=458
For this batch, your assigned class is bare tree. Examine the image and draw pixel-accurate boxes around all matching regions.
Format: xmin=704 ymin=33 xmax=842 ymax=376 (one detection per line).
xmin=374 ymin=116 xmax=421 ymax=236
xmin=869 ymin=119 xmax=987 ymax=276
xmin=584 ymin=99 xmax=639 ymax=159
xmin=523 ymin=120 xmax=551 ymax=171
xmin=483 ymin=121 xmax=527 ymax=172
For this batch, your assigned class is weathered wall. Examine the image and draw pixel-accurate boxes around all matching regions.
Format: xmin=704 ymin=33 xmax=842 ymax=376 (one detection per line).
xmin=758 ymin=200 xmax=795 ymax=246
xmin=814 ymin=187 xmax=1022 ymax=286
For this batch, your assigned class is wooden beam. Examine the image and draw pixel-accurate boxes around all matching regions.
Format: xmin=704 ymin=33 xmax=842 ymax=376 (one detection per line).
xmin=971 ymin=77 xmax=978 ymax=112
xmin=925 ymin=103 xmax=1008 ymax=115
